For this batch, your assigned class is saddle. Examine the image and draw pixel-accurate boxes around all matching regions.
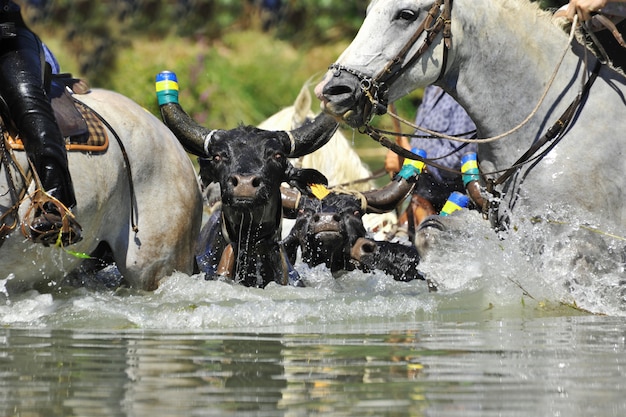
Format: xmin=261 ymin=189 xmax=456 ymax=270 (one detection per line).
xmin=4 ymin=74 xmax=109 ymax=153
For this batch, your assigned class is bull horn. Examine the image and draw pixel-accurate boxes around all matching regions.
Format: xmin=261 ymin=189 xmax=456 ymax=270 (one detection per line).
xmin=361 ymin=161 xmax=425 ymax=213
xmin=156 ymin=71 xmax=214 ymax=156
xmin=156 ymin=71 xmax=339 ymax=157
xmin=286 ymin=113 xmax=339 ymax=158
xmin=361 ymin=176 xmax=416 ymax=213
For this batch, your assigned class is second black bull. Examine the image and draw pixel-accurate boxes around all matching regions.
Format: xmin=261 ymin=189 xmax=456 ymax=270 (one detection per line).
xmin=282 ymin=173 xmax=436 ymax=291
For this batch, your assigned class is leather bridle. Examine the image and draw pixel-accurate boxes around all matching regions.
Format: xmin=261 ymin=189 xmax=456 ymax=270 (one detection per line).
xmin=328 ymin=0 xmax=453 ymax=123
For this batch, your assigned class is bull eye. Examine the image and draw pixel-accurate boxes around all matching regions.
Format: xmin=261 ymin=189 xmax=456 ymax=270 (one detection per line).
xmin=395 ymin=9 xmax=418 ymax=22
xmin=274 ymin=152 xmax=284 ymax=161
xmin=353 ymin=210 xmax=361 ymax=217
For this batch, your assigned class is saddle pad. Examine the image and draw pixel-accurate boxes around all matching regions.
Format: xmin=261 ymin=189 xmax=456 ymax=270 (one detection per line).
xmin=6 ymin=100 xmax=109 ymax=153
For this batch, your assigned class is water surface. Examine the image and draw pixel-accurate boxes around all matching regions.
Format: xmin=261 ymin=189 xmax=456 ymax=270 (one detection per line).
xmin=2 ymin=212 xmax=625 ymax=416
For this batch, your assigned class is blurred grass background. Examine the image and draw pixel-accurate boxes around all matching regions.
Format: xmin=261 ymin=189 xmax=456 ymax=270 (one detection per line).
xmin=20 ymin=0 xmax=567 ymax=184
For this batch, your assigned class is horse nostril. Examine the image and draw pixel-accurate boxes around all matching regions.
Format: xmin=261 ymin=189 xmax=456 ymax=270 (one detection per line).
xmin=325 ymin=84 xmax=354 ymax=96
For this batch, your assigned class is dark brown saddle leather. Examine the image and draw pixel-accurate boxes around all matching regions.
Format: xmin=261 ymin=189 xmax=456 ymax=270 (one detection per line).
xmin=49 ymin=74 xmax=89 ymax=141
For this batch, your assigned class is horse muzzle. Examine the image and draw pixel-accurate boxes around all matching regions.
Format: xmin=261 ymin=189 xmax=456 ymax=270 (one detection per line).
xmin=316 ymin=70 xmax=384 ymax=128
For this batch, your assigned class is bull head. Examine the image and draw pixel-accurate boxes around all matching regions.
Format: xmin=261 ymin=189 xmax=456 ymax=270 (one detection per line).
xmin=156 ymin=71 xmax=339 ymax=159
xmin=282 ymin=169 xmax=421 ymax=276
xmin=155 ymin=72 xmax=330 ymax=287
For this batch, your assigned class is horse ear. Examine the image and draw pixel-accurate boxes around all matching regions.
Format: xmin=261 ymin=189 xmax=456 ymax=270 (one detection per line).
xmin=292 ymin=86 xmax=313 ymax=127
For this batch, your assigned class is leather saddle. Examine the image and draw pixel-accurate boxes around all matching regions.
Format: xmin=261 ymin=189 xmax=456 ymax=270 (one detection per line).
xmin=48 ymin=73 xmax=90 ymax=141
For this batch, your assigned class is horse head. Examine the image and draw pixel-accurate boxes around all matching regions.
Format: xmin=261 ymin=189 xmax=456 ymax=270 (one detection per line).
xmin=315 ymin=0 xmax=453 ymax=128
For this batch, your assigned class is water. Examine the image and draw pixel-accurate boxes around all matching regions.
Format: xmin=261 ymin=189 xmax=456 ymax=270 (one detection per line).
xmin=1 ymin=211 xmax=625 ymax=416
xmin=1 ymin=311 xmax=625 ymax=416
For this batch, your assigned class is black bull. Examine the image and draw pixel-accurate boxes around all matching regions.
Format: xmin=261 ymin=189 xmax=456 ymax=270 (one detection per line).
xmin=282 ymin=179 xmax=436 ymax=291
xmin=159 ymin=97 xmax=337 ymax=287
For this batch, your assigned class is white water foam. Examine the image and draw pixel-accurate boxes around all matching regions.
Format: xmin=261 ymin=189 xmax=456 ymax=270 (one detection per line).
xmin=1 ymin=208 xmax=624 ymax=330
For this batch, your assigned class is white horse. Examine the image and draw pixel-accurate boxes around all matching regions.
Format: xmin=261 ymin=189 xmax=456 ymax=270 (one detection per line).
xmin=315 ymin=0 xmax=625 ymax=273
xmin=1 ymin=88 xmax=203 ymax=293
xmin=258 ymin=85 xmax=400 ymax=239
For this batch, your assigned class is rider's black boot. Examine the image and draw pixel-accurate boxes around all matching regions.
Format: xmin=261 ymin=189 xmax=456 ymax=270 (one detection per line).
xmin=0 ymin=23 xmax=81 ymax=246
xmin=29 ymin=159 xmax=82 ymax=247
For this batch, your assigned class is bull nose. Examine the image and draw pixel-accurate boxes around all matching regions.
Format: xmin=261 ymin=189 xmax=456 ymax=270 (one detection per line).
xmin=311 ymin=212 xmax=342 ymax=234
xmin=230 ymin=174 xmax=262 ymax=198
xmin=313 ymin=213 xmax=341 ymax=223
xmin=350 ymin=237 xmax=377 ymax=261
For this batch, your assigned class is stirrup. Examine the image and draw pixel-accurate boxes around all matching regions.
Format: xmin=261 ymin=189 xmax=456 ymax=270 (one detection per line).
xmin=21 ymin=189 xmax=83 ymax=247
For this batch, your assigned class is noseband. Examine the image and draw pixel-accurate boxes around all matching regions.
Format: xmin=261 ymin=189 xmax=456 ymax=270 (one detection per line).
xmin=329 ymin=0 xmax=453 ymax=123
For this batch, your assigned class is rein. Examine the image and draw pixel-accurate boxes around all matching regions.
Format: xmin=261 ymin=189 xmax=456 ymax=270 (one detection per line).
xmin=485 ymin=59 xmax=602 ymax=195
xmin=74 ymin=98 xmax=139 ymax=234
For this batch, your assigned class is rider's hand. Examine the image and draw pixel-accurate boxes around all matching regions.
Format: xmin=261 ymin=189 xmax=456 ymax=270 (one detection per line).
xmin=384 ymin=136 xmax=410 ymax=176
xmin=565 ymin=0 xmax=611 ymax=22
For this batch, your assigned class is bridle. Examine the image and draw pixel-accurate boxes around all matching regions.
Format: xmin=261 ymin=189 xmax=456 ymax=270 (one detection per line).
xmin=328 ymin=0 xmax=453 ymax=123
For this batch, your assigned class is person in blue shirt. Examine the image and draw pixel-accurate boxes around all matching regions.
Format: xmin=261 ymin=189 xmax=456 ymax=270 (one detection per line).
xmin=0 ymin=0 xmax=81 ymax=245
xmin=386 ymin=85 xmax=477 ymax=227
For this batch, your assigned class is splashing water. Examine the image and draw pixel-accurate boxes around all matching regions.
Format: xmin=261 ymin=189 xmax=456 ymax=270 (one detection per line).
xmin=0 ymin=274 xmax=14 ymax=304
xmin=1 ymin=206 xmax=624 ymax=331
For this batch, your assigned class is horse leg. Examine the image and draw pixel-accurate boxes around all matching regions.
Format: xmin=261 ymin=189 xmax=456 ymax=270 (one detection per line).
xmin=62 ymin=242 xmax=122 ymax=289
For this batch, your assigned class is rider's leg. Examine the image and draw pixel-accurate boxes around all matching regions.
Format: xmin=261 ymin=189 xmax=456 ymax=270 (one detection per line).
xmin=0 ymin=27 xmax=80 ymax=244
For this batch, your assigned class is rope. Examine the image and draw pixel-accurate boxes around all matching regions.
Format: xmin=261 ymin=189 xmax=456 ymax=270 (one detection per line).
xmin=0 ymin=131 xmax=33 ymax=243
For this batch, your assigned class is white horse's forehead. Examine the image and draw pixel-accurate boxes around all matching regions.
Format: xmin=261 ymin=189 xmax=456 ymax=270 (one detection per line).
xmin=339 ymin=0 xmax=426 ymax=67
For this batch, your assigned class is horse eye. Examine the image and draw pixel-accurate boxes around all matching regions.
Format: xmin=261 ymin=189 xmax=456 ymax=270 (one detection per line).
xmin=395 ymin=9 xmax=418 ymax=22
